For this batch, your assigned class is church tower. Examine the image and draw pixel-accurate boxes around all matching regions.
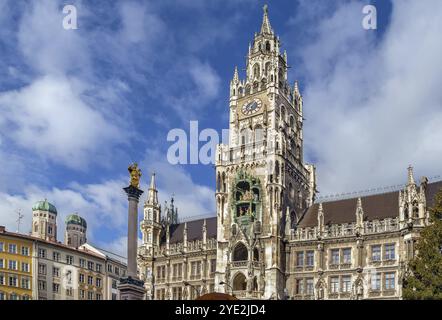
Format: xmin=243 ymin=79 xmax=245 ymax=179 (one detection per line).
xmin=31 ymin=199 xmax=58 ymax=242
xmin=215 ymin=5 xmax=316 ymax=299
xmin=139 ymin=173 xmax=162 ymax=299
xmin=141 ymin=173 xmax=162 ymax=250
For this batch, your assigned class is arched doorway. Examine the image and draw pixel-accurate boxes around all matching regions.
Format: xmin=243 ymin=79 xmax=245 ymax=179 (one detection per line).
xmin=233 ymin=272 xmax=247 ymax=291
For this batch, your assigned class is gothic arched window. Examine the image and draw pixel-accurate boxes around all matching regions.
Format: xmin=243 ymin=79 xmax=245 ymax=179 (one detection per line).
xmin=254 ymin=125 xmax=263 ymax=143
xmin=245 ymin=85 xmax=251 ymax=95
xmin=253 ymin=248 xmax=259 ymax=261
xmin=290 ymin=115 xmax=295 ymax=129
xmin=253 ymin=63 xmax=260 ymax=78
xmin=265 ymin=62 xmax=271 ymax=76
xmin=265 ymin=41 xmax=271 ymax=52
xmin=233 ymin=242 xmax=248 ymax=261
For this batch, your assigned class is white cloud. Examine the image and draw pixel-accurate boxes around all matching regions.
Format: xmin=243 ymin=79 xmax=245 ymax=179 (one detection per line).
xmin=141 ymin=149 xmax=215 ymax=219
xmin=287 ymin=0 xmax=442 ymax=195
xmin=0 ymin=178 xmax=128 ymax=244
xmin=0 ymin=75 xmax=124 ymax=169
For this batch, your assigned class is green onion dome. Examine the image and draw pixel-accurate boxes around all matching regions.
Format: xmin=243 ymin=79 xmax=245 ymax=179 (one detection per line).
xmin=32 ymin=199 xmax=57 ymax=215
xmin=65 ymin=213 xmax=87 ymax=229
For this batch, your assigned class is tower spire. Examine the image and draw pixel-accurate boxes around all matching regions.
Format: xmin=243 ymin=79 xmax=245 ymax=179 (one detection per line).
xmin=260 ymin=4 xmax=273 ymax=35
xmin=147 ymin=172 xmax=158 ymax=205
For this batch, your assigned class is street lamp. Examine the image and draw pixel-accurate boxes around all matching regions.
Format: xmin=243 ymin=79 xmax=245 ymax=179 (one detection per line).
xmin=219 ymin=281 xmax=235 ymax=297
xmin=184 ymin=281 xmax=201 ymax=298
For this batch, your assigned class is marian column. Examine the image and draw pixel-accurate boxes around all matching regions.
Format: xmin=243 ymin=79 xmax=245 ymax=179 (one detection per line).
xmin=118 ymin=163 xmax=146 ymax=300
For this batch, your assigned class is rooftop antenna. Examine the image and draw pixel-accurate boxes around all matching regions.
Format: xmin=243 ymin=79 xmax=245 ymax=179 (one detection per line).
xmin=16 ymin=209 xmax=24 ymax=233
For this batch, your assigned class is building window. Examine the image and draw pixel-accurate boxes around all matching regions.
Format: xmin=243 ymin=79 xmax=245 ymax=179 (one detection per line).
xmin=112 ymin=279 xmax=117 ymax=289
xmin=79 ymin=274 xmax=85 ymax=283
xmin=53 ymin=267 xmax=60 ymax=277
xmin=66 ymin=255 xmax=74 ymax=265
xmin=371 ymin=273 xmax=381 ymax=291
xmin=96 ymin=264 xmax=102 ymax=273
xmin=190 ymin=261 xmax=201 ymax=280
xmin=0 ymin=273 xmax=4 ymax=285
xmin=342 ymin=275 xmax=351 ymax=293
xmin=0 ymin=292 xmax=4 ymax=300
xmin=306 ymin=251 xmax=314 ymax=267
xmin=0 ymin=259 xmax=4 ymax=269
xmin=172 ymin=287 xmax=182 ymax=300
xmin=371 ymin=245 xmax=381 ymax=262
xmin=9 ymin=244 xmax=17 ymax=254
xmin=331 ymin=249 xmax=340 ymax=265
xmin=9 ymin=260 xmax=17 ymax=270
xmin=87 ymin=261 xmax=94 ymax=270
xmin=9 ymin=293 xmax=19 ymax=300
xmin=88 ymin=276 xmax=93 ymax=285
xmin=115 ymin=266 xmax=120 ymax=276
xmin=385 ymin=244 xmax=395 ymax=260
xmin=295 ymin=279 xmax=304 ymax=295
xmin=157 ymin=265 xmax=166 ymax=283
xmin=210 ymin=259 xmax=216 ymax=275
xmin=80 ymin=290 xmax=85 ymax=299
xmin=38 ymin=248 xmax=46 ymax=258
xmin=96 ymin=293 xmax=102 ymax=300
xmin=172 ymin=263 xmax=182 ymax=280
xmin=111 ymin=293 xmax=117 ymax=300
xmin=80 ymin=258 xmax=86 ymax=268
xmin=38 ymin=280 xmax=46 ymax=291
xmin=21 ymin=246 xmax=29 ymax=256
xmin=306 ymin=278 xmax=314 ymax=295
xmin=96 ymin=278 xmax=102 ymax=288
xmin=296 ymin=252 xmax=304 ymax=267
xmin=9 ymin=275 xmax=18 ymax=287
xmin=21 ymin=277 xmax=30 ymax=289
xmin=53 ymin=252 xmax=60 ymax=262
xmin=66 ymin=287 xmax=73 ymax=296
xmin=330 ymin=277 xmax=339 ymax=293
xmin=53 ymin=283 xmax=60 ymax=293
xmin=342 ymin=248 xmax=351 ymax=264
xmin=88 ymin=291 xmax=94 ymax=300
xmin=107 ymin=264 xmax=112 ymax=273
xmin=385 ymin=272 xmax=395 ymax=290
xmin=0 ymin=242 xmax=3 ymax=252
xmin=38 ymin=263 xmax=46 ymax=275
xmin=22 ymin=262 xmax=29 ymax=273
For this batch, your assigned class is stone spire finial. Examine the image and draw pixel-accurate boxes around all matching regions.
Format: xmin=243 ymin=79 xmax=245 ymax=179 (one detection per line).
xmin=407 ymin=165 xmax=415 ymax=185
xmin=260 ymin=4 xmax=273 ymax=35
xmin=146 ymin=172 xmax=158 ymax=205
xmin=356 ymin=198 xmax=364 ymax=226
xmin=317 ymin=203 xmax=324 ymax=238
xmin=294 ymin=80 xmax=300 ymax=95
xmin=233 ymin=66 xmax=239 ymax=83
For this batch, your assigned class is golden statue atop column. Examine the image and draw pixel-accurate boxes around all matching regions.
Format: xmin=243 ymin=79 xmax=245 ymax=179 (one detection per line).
xmin=128 ymin=163 xmax=142 ymax=188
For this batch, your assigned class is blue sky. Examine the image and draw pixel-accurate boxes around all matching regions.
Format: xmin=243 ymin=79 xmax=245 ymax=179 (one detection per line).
xmin=1 ymin=0 xmax=441 ymax=256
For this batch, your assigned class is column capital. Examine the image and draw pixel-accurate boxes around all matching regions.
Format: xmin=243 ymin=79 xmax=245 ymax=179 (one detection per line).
xmin=124 ymin=185 xmax=144 ymax=201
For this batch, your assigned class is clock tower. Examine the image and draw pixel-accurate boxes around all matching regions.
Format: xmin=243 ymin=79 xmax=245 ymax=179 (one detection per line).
xmin=215 ymin=5 xmax=316 ymax=299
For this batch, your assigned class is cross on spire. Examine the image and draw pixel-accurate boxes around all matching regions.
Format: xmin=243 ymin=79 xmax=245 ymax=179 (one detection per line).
xmin=260 ymin=4 xmax=273 ymax=35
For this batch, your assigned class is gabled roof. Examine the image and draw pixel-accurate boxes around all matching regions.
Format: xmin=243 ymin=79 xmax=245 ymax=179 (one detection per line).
xmin=163 ymin=217 xmax=217 ymax=244
xmin=298 ymin=180 xmax=442 ymax=228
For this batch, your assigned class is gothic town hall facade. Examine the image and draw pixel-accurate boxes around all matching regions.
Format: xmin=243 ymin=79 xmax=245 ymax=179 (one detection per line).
xmin=137 ymin=7 xmax=442 ymax=300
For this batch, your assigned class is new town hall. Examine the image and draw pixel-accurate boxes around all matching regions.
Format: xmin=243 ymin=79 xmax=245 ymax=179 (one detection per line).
xmin=137 ymin=6 xmax=442 ymax=300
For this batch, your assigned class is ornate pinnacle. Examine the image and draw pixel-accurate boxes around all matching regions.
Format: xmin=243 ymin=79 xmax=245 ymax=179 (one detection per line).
xmin=233 ymin=66 xmax=239 ymax=83
xmin=407 ymin=165 xmax=415 ymax=185
xmin=260 ymin=4 xmax=272 ymax=35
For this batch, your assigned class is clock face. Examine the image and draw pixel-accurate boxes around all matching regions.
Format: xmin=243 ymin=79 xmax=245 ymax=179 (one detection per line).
xmin=242 ymin=99 xmax=262 ymax=115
